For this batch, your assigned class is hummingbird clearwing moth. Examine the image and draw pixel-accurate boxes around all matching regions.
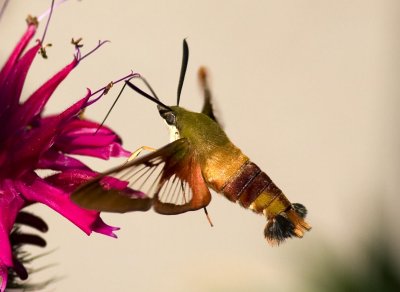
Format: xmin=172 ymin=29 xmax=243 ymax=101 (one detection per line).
xmin=72 ymin=40 xmax=311 ymax=245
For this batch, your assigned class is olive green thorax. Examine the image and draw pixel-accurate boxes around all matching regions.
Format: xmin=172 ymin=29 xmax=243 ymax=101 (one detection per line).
xmin=160 ymin=105 xmax=249 ymax=190
xmin=168 ymin=106 xmax=230 ymax=152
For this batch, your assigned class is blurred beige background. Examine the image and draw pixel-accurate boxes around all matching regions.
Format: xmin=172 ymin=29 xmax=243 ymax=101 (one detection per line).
xmin=1 ymin=0 xmax=399 ymax=291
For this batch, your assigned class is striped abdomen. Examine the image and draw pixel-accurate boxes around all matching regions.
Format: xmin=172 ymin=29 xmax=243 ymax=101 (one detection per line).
xmin=220 ymin=161 xmax=311 ymax=245
xmin=221 ymin=162 xmax=289 ymax=213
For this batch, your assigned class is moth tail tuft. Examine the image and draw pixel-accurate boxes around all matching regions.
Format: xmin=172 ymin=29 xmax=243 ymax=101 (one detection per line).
xmin=264 ymin=203 xmax=311 ymax=246
xmin=292 ymin=202 xmax=308 ymax=218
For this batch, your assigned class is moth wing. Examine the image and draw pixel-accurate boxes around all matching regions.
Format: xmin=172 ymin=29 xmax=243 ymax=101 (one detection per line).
xmin=199 ymin=67 xmax=222 ymax=126
xmin=71 ymin=138 xmax=211 ymax=214
xmin=70 ymin=181 xmax=152 ymax=213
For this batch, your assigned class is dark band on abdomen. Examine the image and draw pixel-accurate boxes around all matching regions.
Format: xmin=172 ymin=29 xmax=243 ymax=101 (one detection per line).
xmin=221 ymin=162 xmax=260 ymax=202
xmin=221 ymin=162 xmax=283 ymax=208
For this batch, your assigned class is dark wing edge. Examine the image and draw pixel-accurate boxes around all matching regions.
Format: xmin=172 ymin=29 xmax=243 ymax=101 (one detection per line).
xmin=71 ymin=175 xmax=152 ymax=213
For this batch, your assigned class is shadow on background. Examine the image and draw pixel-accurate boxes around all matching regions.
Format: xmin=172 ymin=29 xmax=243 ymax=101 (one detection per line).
xmin=305 ymin=216 xmax=400 ymax=292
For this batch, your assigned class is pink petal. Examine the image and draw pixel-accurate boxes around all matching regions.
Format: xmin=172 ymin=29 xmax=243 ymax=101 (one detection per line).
xmin=11 ymin=58 xmax=78 ymax=130
xmin=57 ymin=118 xmax=130 ymax=158
xmin=0 ymin=180 xmax=26 ymax=268
xmin=57 ymin=141 xmax=131 ymax=159
xmin=45 ymin=169 xmax=98 ymax=193
xmin=91 ymin=217 xmax=120 ymax=238
xmin=57 ymin=91 xmax=90 ymax=121
xmin=61 ymin=119 xmax=121 ymax=136
xmin=55 ymin=118 xmax=130 ymax=159
xmin=0 ymin=43 xmax=40 ymax=122
xmin=0 ymin=24 xmax=36 ymax=87
xmin=16 ymin=174 xmax=118 ymax=237
xmin=0 ymin=263 xmax=7 ymax=292
xmin=62 ymin=134 xmax=118 ymax=147
xmin=9 ymin=92 xmax=91 ymax=176
xmin=38 ymin=149 xmax=90 ymax=171
xmin=9 ymin=116 xmax=60 ymax=177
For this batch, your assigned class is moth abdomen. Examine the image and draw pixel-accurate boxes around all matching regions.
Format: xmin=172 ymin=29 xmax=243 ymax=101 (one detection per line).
xmin=221 ymin=162 xmax=281 ymax=209
xmin=220 ymin=161 xmax=311 ymax=245
xmin=220 ymin=162 xmax=261 ymax=202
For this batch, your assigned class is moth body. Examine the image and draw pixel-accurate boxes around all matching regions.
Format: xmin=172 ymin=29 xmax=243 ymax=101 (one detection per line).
xmin=162 ymin=106 xmax=310 ymax=245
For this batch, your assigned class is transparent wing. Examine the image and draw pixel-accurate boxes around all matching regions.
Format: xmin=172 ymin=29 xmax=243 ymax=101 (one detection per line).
xmin=71 ymin=138 xmax=211 ymax=214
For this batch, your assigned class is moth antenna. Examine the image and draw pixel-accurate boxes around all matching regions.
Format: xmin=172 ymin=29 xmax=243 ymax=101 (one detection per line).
xmin=126 ymin=80 xmax=172 ymax=110
xmin=203 ymin=207 xmax=214 ymax=227
xmin=177 ymin=39 xmax=189 ymax=106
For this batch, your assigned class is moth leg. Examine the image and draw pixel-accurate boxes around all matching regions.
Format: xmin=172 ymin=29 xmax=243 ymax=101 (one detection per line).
xmin=126 ymin=146 xmax=156 ymax=162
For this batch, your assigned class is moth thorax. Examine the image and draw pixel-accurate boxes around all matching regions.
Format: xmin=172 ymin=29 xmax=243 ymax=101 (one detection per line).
xmin=164 ymin=121 xmax=180 ymax=142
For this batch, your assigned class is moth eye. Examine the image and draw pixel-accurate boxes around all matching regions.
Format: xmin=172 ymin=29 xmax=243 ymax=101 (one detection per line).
xmin=165 ymin=113 xmax=176 ymax=125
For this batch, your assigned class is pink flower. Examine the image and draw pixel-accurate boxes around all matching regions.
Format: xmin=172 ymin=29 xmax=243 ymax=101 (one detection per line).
xmin=0 ymin=19 xmax=133 ymax=291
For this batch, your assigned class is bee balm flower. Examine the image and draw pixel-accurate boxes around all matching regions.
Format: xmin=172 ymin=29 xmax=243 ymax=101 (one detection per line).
xmin=0 ymin=17 xmax=135 ymax=291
